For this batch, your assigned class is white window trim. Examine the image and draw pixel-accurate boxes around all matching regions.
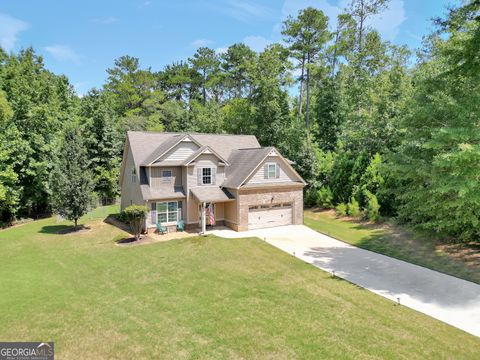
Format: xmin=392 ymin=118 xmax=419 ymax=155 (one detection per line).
xmin=156 ymin=201 xmax=182 ymax=225
xmin=266 ymin=163 xmax=277 ymax=179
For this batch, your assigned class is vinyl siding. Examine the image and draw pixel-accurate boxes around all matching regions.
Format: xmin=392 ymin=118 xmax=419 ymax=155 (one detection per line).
xmin=159 ymin=141 xmax=199 ymax=162
xmin=246 ymin=156 xmax=298 ymax=184
xmin=120 ymin=142 xmax=145 ymax=211
xmin=188 ymin=154 xmax=225 ymax=188
xmin=149 ymin=167 xmax=182 ymax=188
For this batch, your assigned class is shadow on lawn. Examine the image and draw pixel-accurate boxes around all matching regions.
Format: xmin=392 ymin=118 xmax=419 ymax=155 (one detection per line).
xmin=39 ymin=224 xmax=90 ymax=234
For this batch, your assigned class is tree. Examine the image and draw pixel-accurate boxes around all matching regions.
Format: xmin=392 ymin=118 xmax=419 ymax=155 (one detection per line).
xmin=282 ymin=7 xmax=331 ymax=129
xmin=189 ymin=47 xmax=221 ymax=104
xmin=50 ymin=125 xmax=94 ymax=229
xmin=123 ymin=205 xmax=148 ymax=241
xmin=80 ymin=90 xmax=122 ymax=204
xmin=221 ymin=43 xmax=256 ymax=98
xmin=104 ymin=55 xmax=156 ymax=116
xmin=387 ymin=0 xmax=480 ymax=241
xmin=348 ymin=0 xmax=388 ymax=52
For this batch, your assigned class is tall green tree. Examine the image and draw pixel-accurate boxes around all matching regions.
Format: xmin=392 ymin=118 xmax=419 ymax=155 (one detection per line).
xmin=388 ymin=0 xmax=480 ymax=240
xmin=189 ymin=47 xmax=222 ymax=104
xmin=80 ymin=90 xmax=122 ymax=204
xmin=282 ymin=7 xmax=331 ymax=129
xmin=50 ymin=125 xmax=94 ymax=229
xmin=221 ymin=43 xmax=256 ymax=98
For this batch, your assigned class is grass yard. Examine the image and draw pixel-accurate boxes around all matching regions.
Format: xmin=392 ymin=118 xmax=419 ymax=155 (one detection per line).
xmin=305 ymin=209 xmax=480 ymax=284
xmin=0 ymin=206 xmax=479 ymax=359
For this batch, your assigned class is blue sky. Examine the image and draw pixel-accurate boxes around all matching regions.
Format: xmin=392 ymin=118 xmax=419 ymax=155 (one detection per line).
xmin=0 ymin=0 xmax=451 ymax=95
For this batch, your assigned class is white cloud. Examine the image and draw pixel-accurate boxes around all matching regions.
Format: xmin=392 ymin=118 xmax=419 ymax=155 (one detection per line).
xmin=44 ymin=45 xmax=81 ymax=64
xmin=0 ymin=13 xmax=29 ymax=51
xmin=91 ymin=16 xmax=119 ymax=25
xmin=216 ymin=0 xmax=273 ymax=22
xmin=280 ymin=0 xmax=406 ymax=42
xmin=243 ymin=35 xmax=272 ymax=52
xmin=369 ymin=0 xmax=406 ymax=41
xmin=191 ymin=38 xmax=213 ymax=48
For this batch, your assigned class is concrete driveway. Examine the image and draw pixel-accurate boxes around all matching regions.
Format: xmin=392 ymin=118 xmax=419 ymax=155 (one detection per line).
xmin=210 ymin=225 xmax=480 ymax=337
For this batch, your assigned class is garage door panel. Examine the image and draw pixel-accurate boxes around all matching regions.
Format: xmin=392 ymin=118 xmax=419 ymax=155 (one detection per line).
xmin=248 ymin=208 xmax=292 ymax=230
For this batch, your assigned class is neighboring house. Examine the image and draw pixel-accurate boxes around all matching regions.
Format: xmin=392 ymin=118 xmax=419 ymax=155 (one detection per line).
xmin=119 ymin=131 xmax=306 ymax=232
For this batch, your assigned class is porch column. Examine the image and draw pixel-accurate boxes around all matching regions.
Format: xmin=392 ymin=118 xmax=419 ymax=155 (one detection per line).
xmin=201 ymin=201 xmax=206 ymax=234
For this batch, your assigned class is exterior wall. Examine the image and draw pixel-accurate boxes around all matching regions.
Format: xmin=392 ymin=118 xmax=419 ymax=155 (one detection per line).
xmin=149 ymin=166 xmax=182 ymax=188
xmin=186 ymin=153 xmax=226 ymax=225
xmin=120 ymin=143 xmax=145 ymax=211
xmin=159 ymin=141 xmax=198 ymax=162
xmin=224 ymin=188 xmax=239 ymax=230
xmin=187 ymin=154 xmax=225 ymax=188
xmin=247 ymin=156 xmax=298 ymax=185
xmin=236 ymin=187 xmax=303 ymax=231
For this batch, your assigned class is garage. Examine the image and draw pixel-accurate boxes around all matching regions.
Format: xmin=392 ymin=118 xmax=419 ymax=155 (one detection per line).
xmin=248 ymin=203 xmax=292 ymax=230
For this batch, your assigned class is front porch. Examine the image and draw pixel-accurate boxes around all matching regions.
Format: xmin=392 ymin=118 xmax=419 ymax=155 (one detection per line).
xmin=190 ymin=187 xmax=235 ymax=234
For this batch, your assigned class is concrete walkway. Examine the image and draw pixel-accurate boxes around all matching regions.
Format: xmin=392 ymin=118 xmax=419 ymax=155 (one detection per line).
xmin=210 ymin=225 xmax=480 ymax=337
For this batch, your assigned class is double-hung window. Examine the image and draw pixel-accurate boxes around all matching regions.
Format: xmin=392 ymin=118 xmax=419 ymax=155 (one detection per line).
xmin=266 ymin=163 xmax=278 ymax=179
xmin=202 ymin=168 xmax=212 ymax=185
xmin=156 ymin=201 xmax=182 ymax=224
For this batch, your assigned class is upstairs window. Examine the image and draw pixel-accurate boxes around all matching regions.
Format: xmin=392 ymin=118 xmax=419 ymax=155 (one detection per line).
xmin=162 ymin=170 xmax=172 ymax=183
xmin=266 ymin=163 xmax=279 ymax=179
xmin=202 ymin=168 xmax=212 ymax=185
xmin=131 ymin=167 xmax=137 ymax=183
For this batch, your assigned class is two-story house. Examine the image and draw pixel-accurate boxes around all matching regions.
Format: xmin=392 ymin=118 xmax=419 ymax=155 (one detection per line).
xmin=119 ymin=131 xmax=306 ymax=232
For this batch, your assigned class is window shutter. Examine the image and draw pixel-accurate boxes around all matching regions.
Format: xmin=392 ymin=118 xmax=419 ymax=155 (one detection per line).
xmin=212 ymin=168 xmax=216 ymax=185
xmin=276 ymin=164 xmax=280 ymax=178
xmin=264 ymin=164 xmax=268 ymax=179
xmin=151 ymin=202 xmax=157 ymax=224
xmin=197 ymin=168 xmax=202 ymax=185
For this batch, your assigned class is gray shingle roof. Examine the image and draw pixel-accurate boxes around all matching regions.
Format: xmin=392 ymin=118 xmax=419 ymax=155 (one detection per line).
xmin=141 ymin=185 xmax=186 ymax=200
xmin=222 ymin=147 xmax=273 ymax=188
xmin=127 ymin=131 xmax=260 ymax=167
xmin=190 ymin=187 xmax=235 ymax=203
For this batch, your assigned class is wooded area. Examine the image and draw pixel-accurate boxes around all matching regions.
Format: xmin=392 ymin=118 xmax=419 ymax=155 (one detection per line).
xmin=0 ymin=0 xmax=478 ymax=242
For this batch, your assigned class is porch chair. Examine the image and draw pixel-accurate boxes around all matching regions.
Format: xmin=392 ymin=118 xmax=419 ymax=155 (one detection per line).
xmin=156 ymin=222 xmax=167 ymax=235
xmin=176 ymin=219 xmax=185 ymax=232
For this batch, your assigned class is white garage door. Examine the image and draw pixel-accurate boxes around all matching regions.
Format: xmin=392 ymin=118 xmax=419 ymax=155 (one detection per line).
xmin=248 ymin=204 xmax=292 ymax=230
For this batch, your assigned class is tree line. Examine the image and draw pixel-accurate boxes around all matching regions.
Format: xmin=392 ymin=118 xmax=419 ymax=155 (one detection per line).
xmin=0 ymin=0 xmax=478 ymax=241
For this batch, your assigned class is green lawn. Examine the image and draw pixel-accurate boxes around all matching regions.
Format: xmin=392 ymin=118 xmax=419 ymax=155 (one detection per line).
xmin=305 ymin=209 xmax=480 ymax=284
xmin=0 ymin=206 xmax=479 ymax=359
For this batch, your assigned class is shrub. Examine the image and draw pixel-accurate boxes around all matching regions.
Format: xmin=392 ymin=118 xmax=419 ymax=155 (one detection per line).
xmin=347 ymin=197 xmax=361 ymax=217
xmin=316 ymin=186 xmax=334 ymax=208
xmin=335 ymin=203 xmax=348 ymax=217
xmin=364 ymin=190 xmax=380 ymax=222
xmin=304 ymin=187 xmax=319 ymax=207
xmin=123 ymin=205 xmax=148 ymax=241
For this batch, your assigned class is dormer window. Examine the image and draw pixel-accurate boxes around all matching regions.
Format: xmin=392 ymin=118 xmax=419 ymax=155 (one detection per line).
xmin=266 ymin=163 xmax=279 ymax=179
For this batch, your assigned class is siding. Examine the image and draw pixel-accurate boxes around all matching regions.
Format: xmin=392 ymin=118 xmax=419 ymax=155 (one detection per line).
xmin=120 ymin=142 xmax=145 ymax=211
xmin=246 ymin=156 xmax=298 ymax=184
xmin=149 ymin=167 xmax=182 ymax=188
xmin=159 ymin=141 xmax=199 ymax=162
xmin=188 ymin=154 xmax=225 ymax=188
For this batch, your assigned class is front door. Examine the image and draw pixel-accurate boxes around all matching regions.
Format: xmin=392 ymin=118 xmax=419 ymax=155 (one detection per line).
xmin=198 ymin=203 xmax=216 ymax=226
